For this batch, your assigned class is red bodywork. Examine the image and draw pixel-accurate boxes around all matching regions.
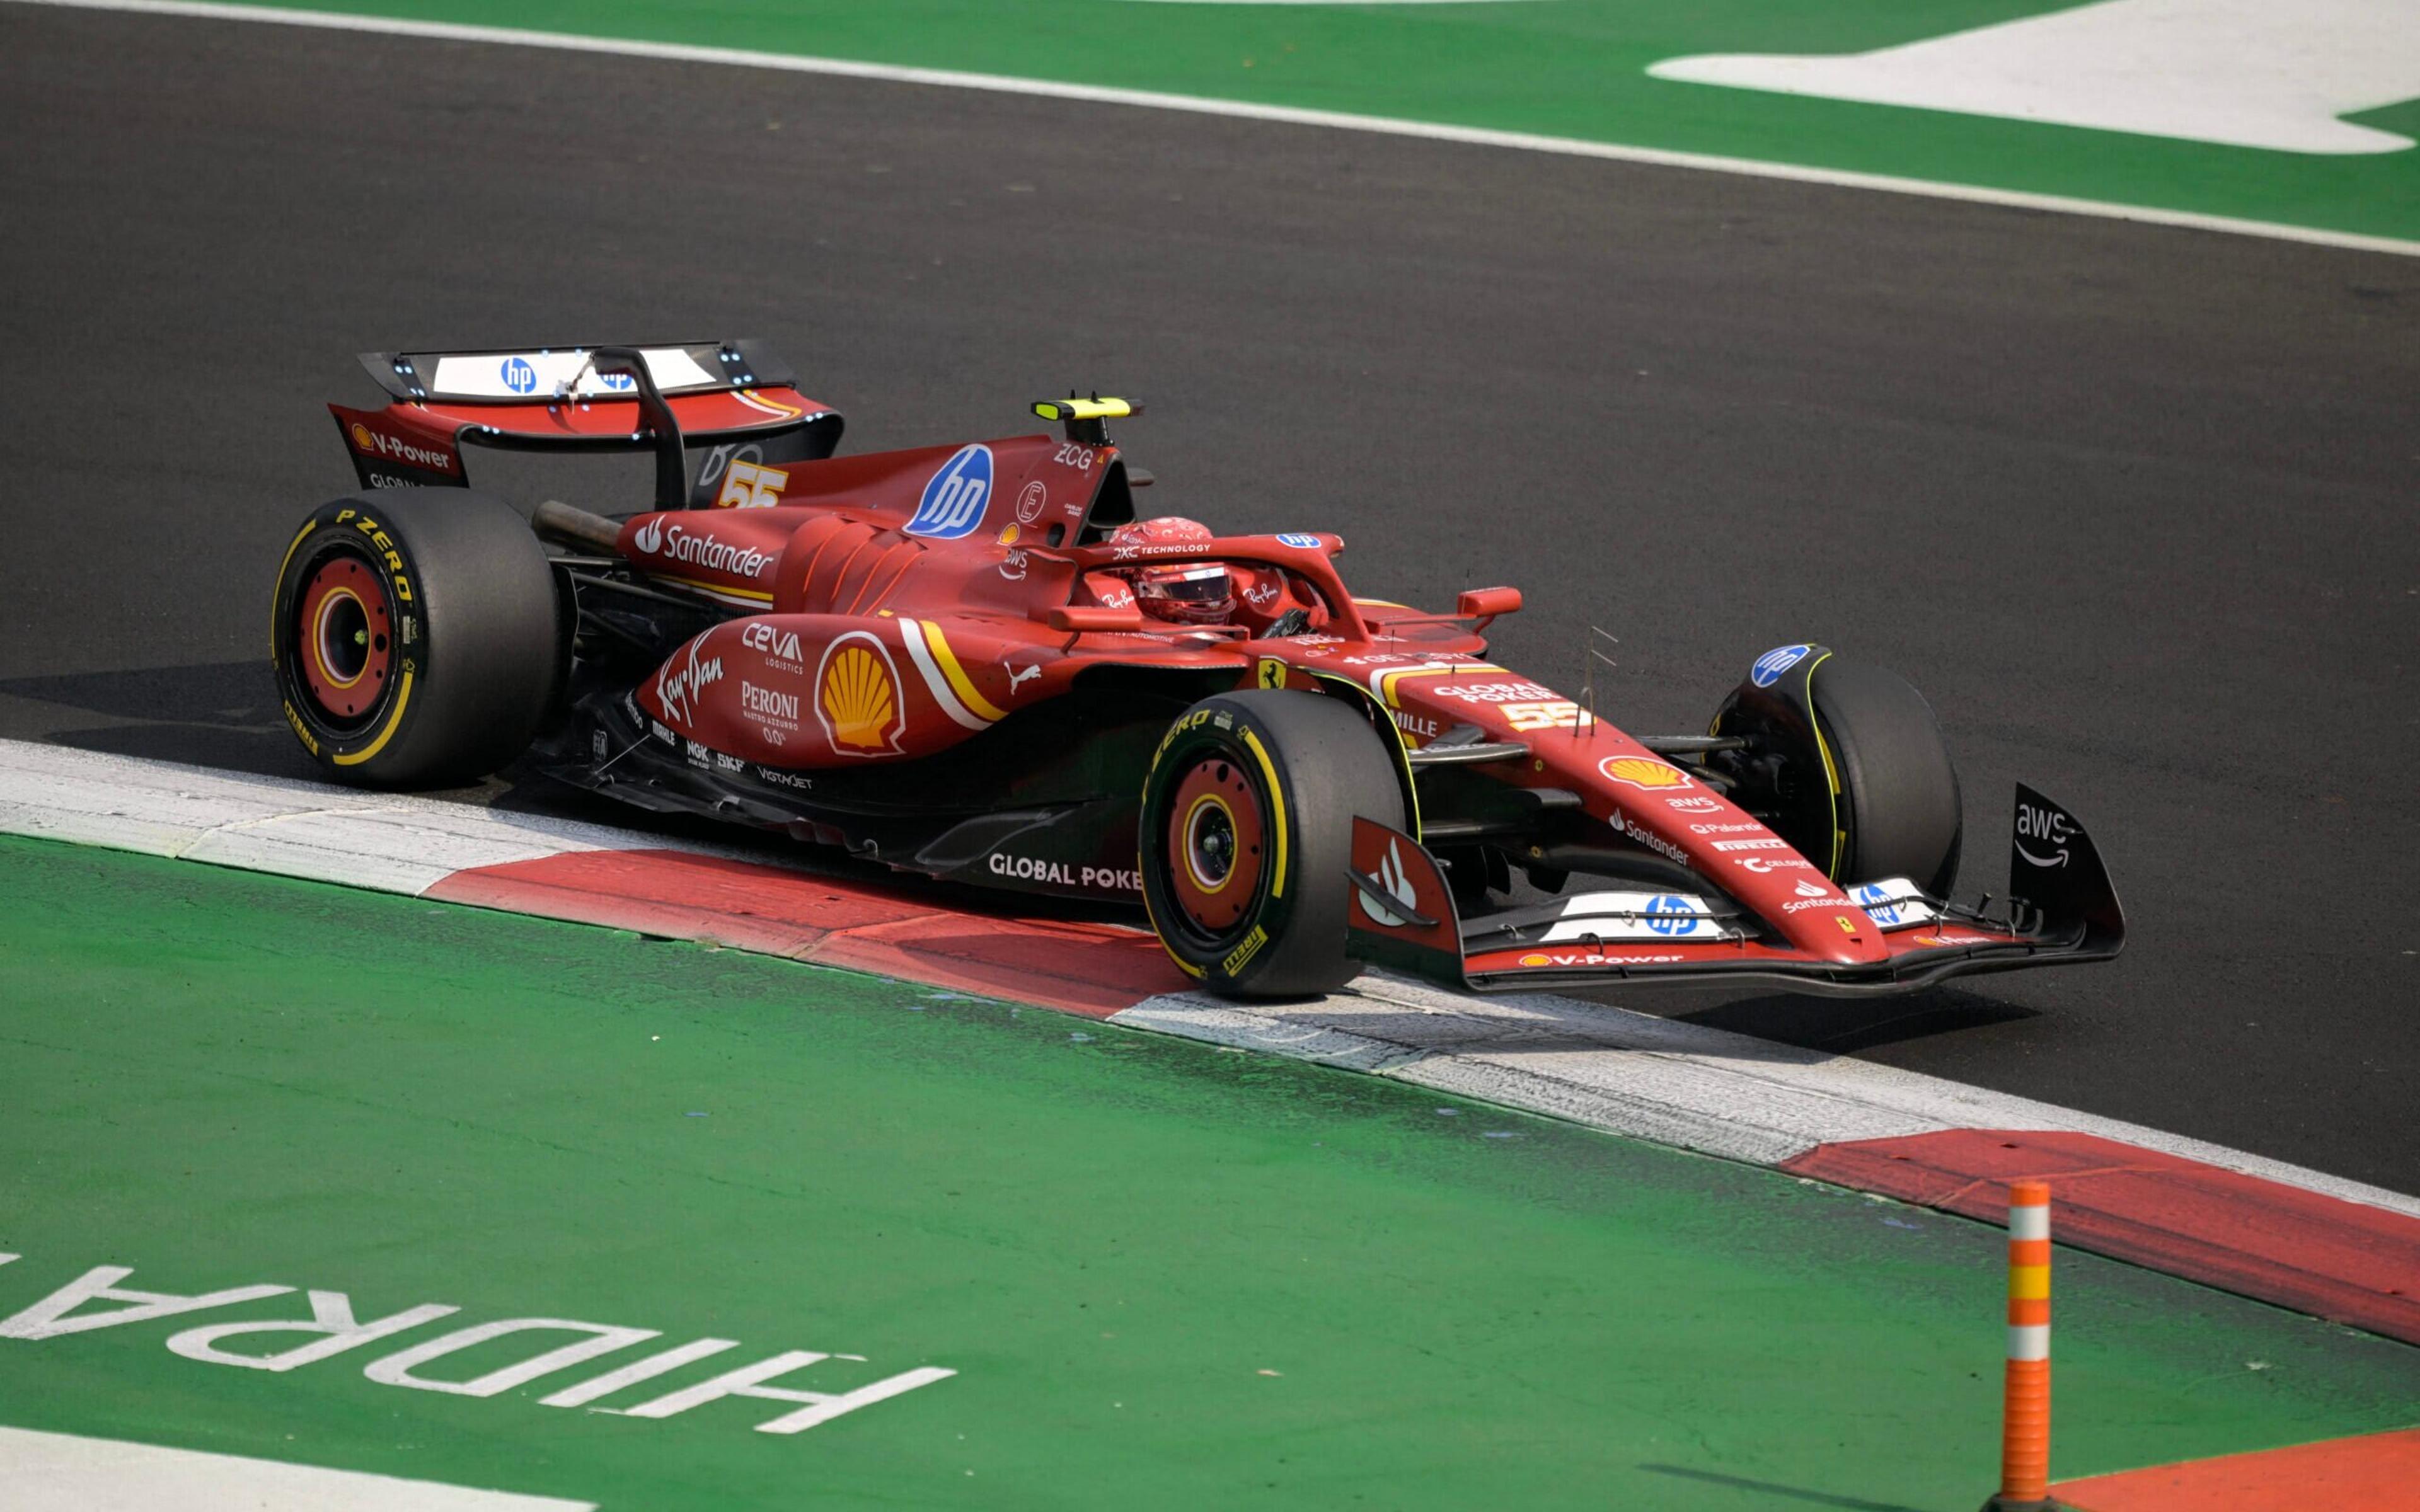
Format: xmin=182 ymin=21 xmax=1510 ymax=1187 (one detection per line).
xmin=330 ymin=348 xmax=2118 ymax=995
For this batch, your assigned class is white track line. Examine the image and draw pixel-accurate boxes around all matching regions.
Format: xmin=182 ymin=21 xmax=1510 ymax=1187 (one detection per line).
xmin=1113 ymin=980 xmax=2420 ymax=1220
xmin=8 ymin=0 xmax=2417 ymax=260
xmin=5 ymin=736 xmax=2416 ymax=1225
xmin=0 ymin=1426 xmax=594 ymax=1512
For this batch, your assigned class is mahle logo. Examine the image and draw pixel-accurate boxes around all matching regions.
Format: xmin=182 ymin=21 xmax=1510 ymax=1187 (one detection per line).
xmin=905 ymin=445 xmax=993 ymax=539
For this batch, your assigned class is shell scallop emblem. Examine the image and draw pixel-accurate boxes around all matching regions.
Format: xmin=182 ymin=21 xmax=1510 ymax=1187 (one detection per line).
xmin=1598 ymin=755 xmax=1695 ymax=791
xmin=815 ymin=634 xmax=905 ymax=755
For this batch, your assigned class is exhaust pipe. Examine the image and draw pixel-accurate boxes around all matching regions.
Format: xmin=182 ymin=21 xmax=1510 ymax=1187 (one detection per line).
xmin=532 ymin=498 xmax=625 ymax=556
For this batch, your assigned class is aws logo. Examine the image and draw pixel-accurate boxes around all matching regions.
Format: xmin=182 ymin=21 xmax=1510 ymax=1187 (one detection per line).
xmin=816 ymin=633 xmax=905 ymax=756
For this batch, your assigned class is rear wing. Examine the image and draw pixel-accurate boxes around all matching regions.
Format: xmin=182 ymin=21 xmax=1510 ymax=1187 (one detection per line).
xmin=331 ymin=339 xmax=843 ymax=506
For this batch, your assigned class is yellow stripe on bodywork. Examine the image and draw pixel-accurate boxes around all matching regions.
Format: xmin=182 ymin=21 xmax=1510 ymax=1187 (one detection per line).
xmin=922 ymin=620 xmax=1008 ymax=722
xmin=1240 ymin=727 xmax=1290 ymax=900
xmin=333 ymin=667 xmax=414 ymax=766
xmin=1802 ymin=650 xmax=1847 ymax=877
xmin=650 ymin=572 xmax=773 ymax=604
xmin=1374 ymin=662 xmax=1498 ymax=709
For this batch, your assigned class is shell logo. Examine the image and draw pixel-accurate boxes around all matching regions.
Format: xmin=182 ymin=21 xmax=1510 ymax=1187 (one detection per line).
xmin=1599 ymin=755 xmax=1695 ymax=791
xmin=349 ymin=422 xmax=375 ymax=451
xmin=816 ymin=634 xmax=905 ymax=756
xmin=1519 ymin=953 xmax=1552 ymax=968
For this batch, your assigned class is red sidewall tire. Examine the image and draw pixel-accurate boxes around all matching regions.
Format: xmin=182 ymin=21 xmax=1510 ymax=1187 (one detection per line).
xmin=1139 ymin=689 xmax=1405 ymax=1000
xmin=271 ymin=489 xmax=562 ymax=788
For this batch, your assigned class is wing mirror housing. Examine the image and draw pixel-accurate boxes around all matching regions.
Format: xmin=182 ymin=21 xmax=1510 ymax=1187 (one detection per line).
xmin=1456 ymin=587 xmax=1523 ymax=626
xmin=1044 ymin=605 xmax=1146 ymax=633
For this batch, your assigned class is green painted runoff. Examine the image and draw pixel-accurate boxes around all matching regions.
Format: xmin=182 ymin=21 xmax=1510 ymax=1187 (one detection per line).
xmin=0 ymin=835 xmax=2414 ymax=1509
xmin=217 ymin=0 xmax=2420 ymax=244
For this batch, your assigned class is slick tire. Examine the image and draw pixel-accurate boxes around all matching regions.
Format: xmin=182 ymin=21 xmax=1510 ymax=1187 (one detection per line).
xmin=271 ymin=489 xmax=563 ymax=788
xmin=1809 ymin=660 xmax=1964 ymax=898
xmin=1140 ymin=689 xmax=1406 ymax=1000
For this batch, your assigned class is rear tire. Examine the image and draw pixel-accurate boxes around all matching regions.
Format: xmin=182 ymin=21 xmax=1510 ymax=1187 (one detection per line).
xmin=1139 ymin=689 xmax=1406 ymax=999
xmin=271 ymin=489 xmax=562 ymax=787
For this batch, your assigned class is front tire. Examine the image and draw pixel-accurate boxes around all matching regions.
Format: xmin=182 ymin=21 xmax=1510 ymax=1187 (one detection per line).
xmin=1712 ymin=653 xmax=1962 ymax=897
xmin=271 ymin=489 xmax=563 ymax=787
xmin=1139 ymin=689 xmax=1406 ymax=999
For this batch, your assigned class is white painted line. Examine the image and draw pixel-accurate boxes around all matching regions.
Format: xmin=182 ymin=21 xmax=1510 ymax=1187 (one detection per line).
xmin=0 ymin=739 xmax=640 ymax=896
xmin=7 ymin=0 xmax=2417 ymax=260
xmin=0 ymin=1425 xmax=594 ymax=1512
xmin=4 ymin=735 xmax=2416 ymax=1228
xmin=1110 ymin=974 xmax=2420 ymax=1222
xmin=1653 ymin=0 xmax=2420 ymax=156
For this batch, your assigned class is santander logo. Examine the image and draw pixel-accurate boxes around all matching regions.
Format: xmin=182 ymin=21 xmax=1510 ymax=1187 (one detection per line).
xmin=632 ymin=518 xmax=664 ymax=554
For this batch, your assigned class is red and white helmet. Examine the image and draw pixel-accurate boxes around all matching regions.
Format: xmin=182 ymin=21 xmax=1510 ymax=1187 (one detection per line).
xmin=1107 ymin=517 xmax=1234 ymax=625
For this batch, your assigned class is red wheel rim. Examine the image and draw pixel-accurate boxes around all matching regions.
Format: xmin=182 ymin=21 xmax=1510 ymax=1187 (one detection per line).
xmin=1163 ymin=755 xmax=1265 ymax=936
xmin=295 ymin=554 xmax=395 ymax=723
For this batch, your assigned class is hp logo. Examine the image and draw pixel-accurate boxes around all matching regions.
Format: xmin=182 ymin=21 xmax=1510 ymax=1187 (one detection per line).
xmin=500 ymin=356 xmax=538 ymax=394
xmin=906 ymin=445 xmax=994 ymax=539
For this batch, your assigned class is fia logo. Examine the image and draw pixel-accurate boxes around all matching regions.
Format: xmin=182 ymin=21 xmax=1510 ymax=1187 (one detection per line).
xmin=906 ymin=445 xmax=994 ymax=539
xmin=500 ymin=356 xmax=538 ymax=394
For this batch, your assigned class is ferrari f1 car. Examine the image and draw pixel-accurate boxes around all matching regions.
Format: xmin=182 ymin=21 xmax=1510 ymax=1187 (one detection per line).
xmin=274 ymin=340 xmax=2124 ymax=999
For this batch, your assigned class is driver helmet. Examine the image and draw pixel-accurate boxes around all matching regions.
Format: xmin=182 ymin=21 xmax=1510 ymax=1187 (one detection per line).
xmin=1107 ymin=517 xmax=1234 ymax=625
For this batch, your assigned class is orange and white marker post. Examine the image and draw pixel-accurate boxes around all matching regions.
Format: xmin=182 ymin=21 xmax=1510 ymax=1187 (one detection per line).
xmin=1984 ymin=1180 xmax=2057 ymax=1512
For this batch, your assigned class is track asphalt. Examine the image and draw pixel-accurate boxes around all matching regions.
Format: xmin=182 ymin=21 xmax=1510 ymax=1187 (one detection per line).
xmin=66 ymin=0 xmax=2420 ymax=244
xmin=4 ymin=833 xmax=2416 ymax=1509
xmin=0 ymin=3 xmax=2413 ymax=1201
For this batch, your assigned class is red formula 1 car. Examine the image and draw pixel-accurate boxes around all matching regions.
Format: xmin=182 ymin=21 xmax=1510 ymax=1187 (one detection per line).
xmin=272 ymin=340 xmax=2123 ymax=999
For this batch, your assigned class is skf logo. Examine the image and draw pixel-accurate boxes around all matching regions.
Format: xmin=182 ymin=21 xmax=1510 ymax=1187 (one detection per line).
xmin=816 ymin=633 xmax=906 ymax=756
xmin=1599 ymin=755 xmax=1694 ymax=791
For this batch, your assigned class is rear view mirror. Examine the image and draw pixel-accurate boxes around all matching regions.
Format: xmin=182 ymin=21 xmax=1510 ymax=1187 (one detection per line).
xmin=1456 ymin=587 xmax=1523 ymax=623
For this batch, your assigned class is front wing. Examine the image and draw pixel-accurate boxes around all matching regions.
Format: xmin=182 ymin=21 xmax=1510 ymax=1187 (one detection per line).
xmin=1345 ymin=784 xmax=2124 ymax=997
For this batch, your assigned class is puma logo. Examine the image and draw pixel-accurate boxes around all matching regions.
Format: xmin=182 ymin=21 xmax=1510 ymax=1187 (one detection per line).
xmin=1005 ymin=662 xmax=1042 ymax=694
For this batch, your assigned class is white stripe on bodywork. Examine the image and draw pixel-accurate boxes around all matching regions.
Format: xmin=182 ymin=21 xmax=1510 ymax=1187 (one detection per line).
xmin=897 ymin=618 xmax=992 ymax=731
